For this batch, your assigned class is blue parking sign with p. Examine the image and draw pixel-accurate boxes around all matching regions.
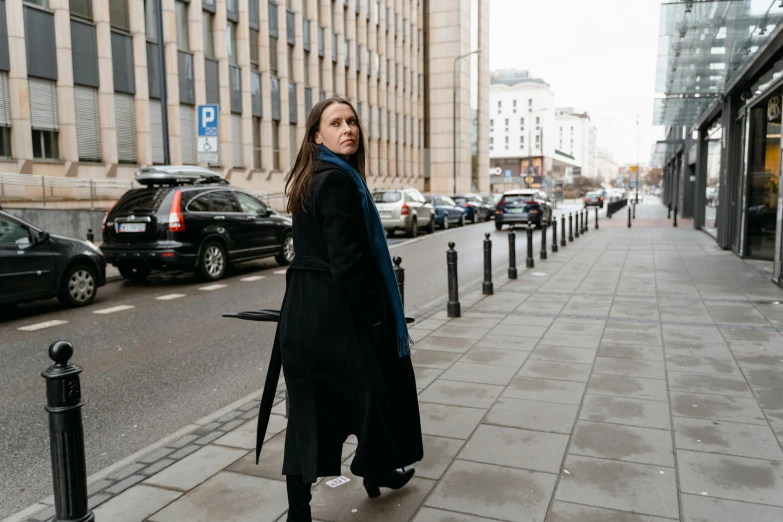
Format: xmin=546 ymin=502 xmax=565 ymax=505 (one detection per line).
xmin=198 ymin=105 xmax=219 ymax=137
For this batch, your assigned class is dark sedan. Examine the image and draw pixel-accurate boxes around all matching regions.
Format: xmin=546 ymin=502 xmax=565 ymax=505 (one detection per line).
xmin=584 ymin=191 xmax=605 ymax=208
xmin=454 ymin=194 xmax=493 ymax=223
xmin=494 ymin=189 xmax=554 ymax=230
xmin=0 ymin=210 xmax=107 ymax=307
xmin=425 ymin=196 xmax=466 ymax=229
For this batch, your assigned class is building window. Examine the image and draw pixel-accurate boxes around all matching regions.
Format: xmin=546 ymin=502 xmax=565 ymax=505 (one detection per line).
xmin=70 ymin=0 xmax=92 ymax=20
xmin=520 ymin=118 xmax=524 ymax=131
xmin=489 ymin=119 xmax=493 ymax=131
xmin=504 ymin=118 xmax=508 ymax=132
xmin=520 ymin=136 xmax=524 ymax=147
xmin=303 ymin=51 xmax=310 ymax=85
xmin=253 ymin=117 xmax=262 ymax=169
xmin=0 ymin=127 xmax=10 ymax=158
xmin=24 ymin=0 xmax=49 ymax=7
xmin=289 ymin=124 xmax=297 ymax=162
xmin=32 ymin=130 xmax=59 ymax=159
xmin=528 ymin=98 xmax=532 ymax=107
xmin=203 ymin=11 xmax=215 ymax=58
xmin=144 ymin=0 xmax=158 ymax=42
xmin=287 ymin=45 xmax=295 ymax=80
xmin=110 ymin=0 xmax=130 ymax=31
xmin=227 ymin=21 xmax=238 ymax=64
xmin=489 ymin=137 xmax=493 ymax=145
xmin=175 ymin=1 xmax=189 ymax=51
xmin=272 ymin=120 xmax=280 ymax=169
xmin=29 ymin=78 xmax=59 ymax=160
xmin=512 ymin=99 xmax=517 ymax=113
xmin=497 ymin=100 xmax=501 ymax=114
xmin=536 ymin=135 xmax=540 ymax=148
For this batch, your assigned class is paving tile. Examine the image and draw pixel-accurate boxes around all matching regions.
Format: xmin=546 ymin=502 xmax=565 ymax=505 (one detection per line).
xmin=439 ymin=362 xmax=518 ymax=385
xmin=500 ymin=314 xmax=555 ymax=327
xmin=138 ymin=448 xmax=175 ymax=464
xmin=593 ymin=357 xmax=666 ymax=380
xmin=539 ymin=332 xmax=602 ymax=349
xmin=489 ymin=323 xmax=548 ymax=338
xmin=410 ymin=349 xmax=463 ymax=369
xmin=430 ymin=324 xmax=491 ymax=340
xmin=412 ymin=336 xmax=476 ymax=354
xmin=418 ymin=402 xmax=487 ymax=439
xmin=93 ymin=484 xmax=181 ymax=522
xmin=413 ymin=366 xmax=443 ymax=388
xmin=743 ymin=368 xmax=783 ymax=390
xmin=664 ymin=340 xmax=733 ymax=359
xmin=671 ymin=392 xmax=767 ymax=424
xmin=673 ymin=417 xmax=783 ymax=461
xmin=587 ymin=374 xmax=669 ymax=402
xmin=580 ymin=395 xmax=672 ymax=430
xmin=148 ymin=471 xmax=287 ymax=522
xmin=602 ymin=329 xmax=662 ymax=347
xmin=415 ymin=318 xmax=449 ymax=331
xmin=426 ymin=459 xmax=557 ymax=522
xmin=664 ymin=354 xmax=740 ymax=375
xmin=418 ymin=380 xmax=504 ymax=409
xmin=140 ymin=458 xmax=175 ymax=477
xmin=105 ymin=475 xmax=146 ymax=495
xmin=503 ymin=376 xmax=587 ymax=405
xmin=681 ymin=493 xmax=783 ymax=522
xmin=167 ymin=434 xmax=198 ymax=449
xmin=473 ymin=293 xmax=529 ymax=312
xmin=485 ymin=397 xmax=578 ymax=434
xmin=597 ymin=342 xmax=664 ymax=361
xmin=550 ymin=320 xmax=605 ymax=336
xmin=733 ymin=352 xmax=783 ymax=370
xmin=662 ymin=325 xmax=724 ymax=344
xmin=169 ymin=444 xmax=200 ymax=460
xmin=459 ymin=424 xmax=569 ymax=473
xmin=415 ymin=435 xmax=465 ymax=480
xmin=555 ymin=455 xmax=679 ymax=519
xmin=530 ymin=344 xmax=597 ymax=364
xmin=570 ymin=420 xmax=674 ymax=467
xmin=547 ymin=500 xmax=672 ymax=522
xmin=667 ymin=372 xmax=752 ymax=398
xmin=677 ymin=450 xmax=783 ymax=506
xmin=755 ymin=388 xmax=783 ymax=412
xmin=517 ymin=359 xmax=593 ymax=382
xmin=459 ymin=346 xmax=529 ymax=367
xmin=474 ymin=334 xmax=538 ymax=351
xmin=412 ymin=507 xmax=496 ymax=521
xmin=213 ymin=415 xmax=287 ymax=450
xmin=228 ymin=431 xmax=286 ymax=481
xmin=409 ymin=328 xmax=431 ymax=343
xmin=451 ymin=314 xmax=504 ymax=328
xmin=144 ymin=445 xmax=247 ymax=491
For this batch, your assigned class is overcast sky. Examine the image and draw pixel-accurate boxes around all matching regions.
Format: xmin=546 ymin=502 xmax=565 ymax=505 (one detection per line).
xmin=489 ymin=0 xmax=665 ymax=165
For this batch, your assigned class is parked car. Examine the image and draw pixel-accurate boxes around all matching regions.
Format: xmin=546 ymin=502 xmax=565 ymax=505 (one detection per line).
xmin=425 ymin=196 xmax=466 ymax=229
xmin=482 ymin=194 xmax=501 ymax=216
xmin=100 ymin=166 xmax=294 ymax=282
xmin=0 ymin=210 xmax=106 ymax=307
xmin=453 ymin=194 xmax=493 ymax=223
xmin=372 ymin=188 xmax=435 ymax=237
xmin=494 ymin=189 xmax=554 ymax=230
xmin=584 ymin=190 xmax=605 ymax=208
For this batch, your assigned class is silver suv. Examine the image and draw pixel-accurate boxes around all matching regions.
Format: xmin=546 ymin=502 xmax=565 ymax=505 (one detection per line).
xmin=372 ymin=188 xmax=435 ymax=237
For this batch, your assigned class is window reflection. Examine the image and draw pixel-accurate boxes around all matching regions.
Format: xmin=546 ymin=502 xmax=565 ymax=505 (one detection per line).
xmin=747 ymin=97 xmax=780 ymax=260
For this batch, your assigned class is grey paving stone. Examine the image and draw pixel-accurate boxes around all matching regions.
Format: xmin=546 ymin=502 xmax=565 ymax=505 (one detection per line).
xmin=87 ymin=493 xmax=112 ymax=510
xmin=743 ymin=368 xmax=783 ymax=390
xmin=671 ymin=392 xmax=767 ymax=424
xmin=459 ymin=424 xmax=569 ymax=473
xmin=410 ymin=349 xmax=463 ymax=369
xmin=430 ymin=324 xmax=491 ymax=340
xmin=489 ymin=323 xmax=549 ymax=338
xmin=426 ymin=459 xmax=557 ymax=522
xmin=412 ymin=336 xmax=477 ymax=353
xmin=416 ymin=435 xmax=465 ymax=480
xmin=485 ymin=397 xmax=578 ymax=434
xmin=214 ymin=415 xmax=287 ymax=449
xmin=240 ymin=409 xmax=258 ymax=420
xmin=410 ymin=328 xmax=431 ymax=342
xmin=681 ymin=493 xmax=783 ymax=522
xmin=587 ymin=374 xmax=669 ymax=402
xmin=459 ymin=346 xmax=530 ymax=367
xmin=550 ymin=320 xmax=605 ymax=336
xmin=144 ymin=445 xmax=247 ymax=491
xmin=108 ymin=462 xmax=145 ymax=481
xmin=195 ymin=431 xmax=225 ymax=445
xmin=597 ymin=342 xmax=664 ymax=361
xmin=539 ymin=332 xmax=602 ymax=349
xmin=517 ymin=359 xmax=593 ymax=382
xmin=501 ymin=314 xmax=555 ymax=327
xmin=593 ymin=357 xmax=666 ymax=380
xmin=413 ymin=366 xmax=444 ymax=388
xmin=418 ymin=380 xmax=504 ymax=409
xmin=237 ymin=400 xmax=259 ymax=412
xmin=755 ymin=388 xmax=783 ymax=412
xmin=148 ymin=471 xmax=287 ymax=522
xmin=138 ymin=447 xmax=175 ymax=464
xmin=664 ymin=340 xmax=734 ymax=358
xmin=555 ymin=455 xmax=679 ymax=519
xmin=92 ymin=484 xmax=181 ymax=522
xmin=474 ymin=334 xmax=538 ymax=351
xmin=733 ymin=352 xmax=783 ymax=370
xmin=439 ymin=362 xmax=518 ymax=385
xmin=412 ymin=507 xmax=496 ymax=521
xmin=503 ymin=376 xmax=587 ymax=405
xmin=706 ymin=303 xmax=770 ymax=326
xmin=677 ymin=450 xmax=783 ymax=506
xmin=530 ymin=344 xmax=597 ymax=364
xmin=228 ymin=431 xmax=286 ymax=481
xmin=141 ymin=458 xmax=175 ymax=477
xmin=105 ymin=474 xmax=146 ymax=495
xmin=673 ymin=417 xmax=783 ymax=460
xmin=87 ymin=479 xmax=112 ymax=496
xmin=216 ymin=410 xmax=243 ymax=423
xmin=195 ymin=421 xmax=221 ymax=435
xmin=418 ymin=402 xmax=487 ymax=439
xmin=167 ymin=433 xmax=198 ymax=449
xmin=665 ymin=354 xmax=740 ymax=375
xmin=570 ymin=420 xmax=675 ymax=467
xmin=547 ymin=500 xmax=672 ymax=522
xmin=415 ymin=318 xmax=449 ymax=331
xmin=28 ymin=506 xmax=55 ymax=522
xmin=169 ymin=444 xmax=200 ymax=460
xmin=662 ymin=324 xmax=724 ymax=344
xmin=667 ymin=372 xmax=753 ymax=397
xmin=220 ymin=418 xmax=246 ymax=432
xmin=580 ymin=395 xmax=672 ymax=430
xmin=602 ymin=329 xmax=662 ymax=347
xmin=472 ymin=293 xmax=529 ymax=312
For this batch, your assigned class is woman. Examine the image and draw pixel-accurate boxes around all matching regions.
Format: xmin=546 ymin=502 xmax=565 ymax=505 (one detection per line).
xmin=254 ymin=97 xmax=423 ymax=521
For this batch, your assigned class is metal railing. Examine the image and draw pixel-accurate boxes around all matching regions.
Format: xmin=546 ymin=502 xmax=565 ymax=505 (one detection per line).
xmin=0 ymin=173 xmax=137 ymax=209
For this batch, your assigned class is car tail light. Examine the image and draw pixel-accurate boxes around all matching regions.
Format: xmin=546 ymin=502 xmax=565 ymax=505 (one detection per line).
xmin=101 ymin=201 xmax=118 ymax=233
xmin=585 ymin=197 xmax=590 ymax=202
xmin=600 ymin=197 xmax=604 ymax=201
xmin=529 ymin=208 xmax=539 ymax=214
xmin=169 ymin=190 xmax=185 ymax=232
xmin=401 ymin=203 xmax=409 ymax=216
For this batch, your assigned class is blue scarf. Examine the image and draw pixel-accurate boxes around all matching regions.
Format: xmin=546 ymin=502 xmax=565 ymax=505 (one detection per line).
xmin=316 ymin=145 xmax=411 ymax=358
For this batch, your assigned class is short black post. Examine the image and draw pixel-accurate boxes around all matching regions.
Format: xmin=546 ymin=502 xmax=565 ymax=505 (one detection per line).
xmin=86 ymin=229 xmax=94 ymax=243
xmin=575 ymin=212 xmax=580 ymax=238
xmin=446 ymin=242 xmax=461 ymax=318
xmin=584 ymin=210 xmax=589 ymax=233
xmin=508 ymin=226 xmax=518 ymax=280
xmin=667 ymin=202 xmax=672 ymax=219
xmin=633 ymin=199 xmax=636 ymax=219
xmin=393 ymin=256 xmax=405 ymax=309
xmin=526 ymin=224 xmax=535 ymax=268
xmin=568 ymin=213 xmax=574 ymax=242
xmin=540 ymin=223 xmax=547 ymax=260
xmin=595 ymin=207 xmax=599 ymax=229
xmin=627 ymin=205 xmax=632 ymax=228
xmin=552 ymin=219 xmax=559 ymax=253
xmin=42 ymin=341 xmax=94 ymax=522
xmin=673 ymin=206 xmax=678 ymax=227
xmin=560 ymin=215 xmax=567 ymax=247
xmin=482 ymin=233 xmax=493 ymax=295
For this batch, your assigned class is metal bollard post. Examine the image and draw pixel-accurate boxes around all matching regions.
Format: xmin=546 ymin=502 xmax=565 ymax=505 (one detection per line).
xmin=575 ymin=212 xmax=580 ymax=238
xmin=446 ymin=242 xmax=461 ymax=318
xmin=667 ymin=203 xmax=671 ymax=219
xmin=568 ymin=213 xmax=574 ymax=242
xmin=86 ymin=229 xmax=94 ymax=243
xmin=42 ymin=341 xmax=94 ymax=522
xmin=561 ymin=215 xmax=567 ymax=247
xmin=552 ymin=218 xmax=559 ymax=253
xmin=393 ymin=256 xmax=405 ymax=309
xmin=595 ymin=207 xmax=599 ymax=230
xmin=633 ymin=199 xmax=636 ymax=219
xmin=482 ymin=233 xmax=493 ymax=295
xmin=508 ymin=225 xmax=518 ymax=280
xmin=673 ymin=206 xmax=678 ymax=227
xmin=585 ymin=210 xmax=589 ymax=233
xmin=540 ymin=223 xmax=547 ymax=260
xmin=628 ymin=205 xmax=632 ymax=228
xmin=526 ymin=224 xmax=535 ymax=268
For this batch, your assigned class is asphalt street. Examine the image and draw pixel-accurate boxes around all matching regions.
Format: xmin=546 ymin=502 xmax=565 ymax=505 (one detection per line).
xmin=0 ymin=201 xmax=583 ymax=517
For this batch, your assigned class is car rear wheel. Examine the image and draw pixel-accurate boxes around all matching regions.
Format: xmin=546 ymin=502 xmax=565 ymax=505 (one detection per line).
xmin=470 ymin=212 xmax=476 ymax=224
xmin=441 ymin=215 xmax=449 ymax=230
xmin=424 ymin=214 xmax=435 ymax=234
xmin=458 ymin=214 xmax=466 ymax=227
xmin=199 ymin=241 xmax=227 ymax=281
xmin=118 ymin=264 xmax=151 ymax=282
xmin=58 ymin=264 xmax=97 ymax=307
xmin=406 ymin=217 xmax=418 ymax=238
xmin=275 ymin=232 xmax=295 ymax=266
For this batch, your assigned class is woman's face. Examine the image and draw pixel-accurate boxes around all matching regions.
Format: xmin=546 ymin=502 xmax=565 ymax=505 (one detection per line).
xmin=314 ymin=103 xmax=360 ymax=159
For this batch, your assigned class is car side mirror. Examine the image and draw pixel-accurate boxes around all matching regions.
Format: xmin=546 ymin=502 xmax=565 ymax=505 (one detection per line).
xmin=36 ymin=230 xmax=50 ymax=244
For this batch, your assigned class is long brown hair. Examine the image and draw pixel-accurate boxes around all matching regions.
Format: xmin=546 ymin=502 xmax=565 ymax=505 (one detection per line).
xmin=286 ymin=97 xmax=368 ymax=215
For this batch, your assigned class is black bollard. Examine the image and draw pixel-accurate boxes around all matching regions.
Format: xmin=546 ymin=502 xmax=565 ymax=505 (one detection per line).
xmin=42 ymin=341 xmax=94 ymax=522
xmin=584 ymin=210 xmax=589 ymax=233
xmin=526 ymin=224 xmax=535 ymax=268
xmin=667 ymin=203 xmax=671 ymax=219
xmin=446 ymin=242 xmax=461 ymax=318
xmin=86 ymin=228 xmax=94 ymax=243
xmin=561 ymin=215 xmax=567 ymax=247
xmin=552 ymin=219 xmax=559 ymax=253
xmin=508 ymin=225 xmax=518 ymax=280
xmin=673 ymin=206 xmax=678 ymax=227
xmin=575 ymin=212 xmax=580 ymax=238
xmin=633 ymin=199 xmax=636 ymax=219
xmin=540 ymin=223 xmax=547 ymax=260
xmin=393 ymin=256 xmax=405 ymax=309
xmin=627 ymin=205 xmax=632 ymax=228
xmin=568 ymin=213 xmax=574 ymax=242
xmin=595 ymin=207 xmax=599 ymax=230
xmin=482 ymin=233 xmax=493 ymax=295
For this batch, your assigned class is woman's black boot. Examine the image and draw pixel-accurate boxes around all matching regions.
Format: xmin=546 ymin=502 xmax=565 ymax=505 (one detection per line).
xmin=286 ymin=474 xmax=313 ymax=522
xmin=363 ymin=468 xmax=415 ymax=499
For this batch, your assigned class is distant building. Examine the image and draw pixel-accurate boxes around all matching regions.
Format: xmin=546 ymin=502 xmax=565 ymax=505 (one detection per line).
xmin=555 ymin=107 xmax=597 ymax=179
xmin=596 ymin=148 xmax=619 ymax=184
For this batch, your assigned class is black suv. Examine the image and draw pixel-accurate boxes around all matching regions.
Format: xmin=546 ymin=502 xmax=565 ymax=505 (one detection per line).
xmin=101 ymin=167 xmax=294 ymax=282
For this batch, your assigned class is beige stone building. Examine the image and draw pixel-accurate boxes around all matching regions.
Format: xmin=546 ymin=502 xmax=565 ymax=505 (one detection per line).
xmin=0 ymin=0 xmax=488 ymax=204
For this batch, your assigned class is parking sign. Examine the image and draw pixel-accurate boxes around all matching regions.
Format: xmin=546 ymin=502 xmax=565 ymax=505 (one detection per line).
xmin=197 ymin=104 xmax=219 ymax=164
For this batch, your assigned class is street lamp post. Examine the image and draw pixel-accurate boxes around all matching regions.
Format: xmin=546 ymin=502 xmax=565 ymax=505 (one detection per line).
xmin=453 ymin=49 xmax=481 ymax=195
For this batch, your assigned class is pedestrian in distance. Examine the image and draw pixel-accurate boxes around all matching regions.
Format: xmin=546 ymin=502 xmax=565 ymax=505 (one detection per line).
xmin=254 ymin=97 xmax=423 ymax=522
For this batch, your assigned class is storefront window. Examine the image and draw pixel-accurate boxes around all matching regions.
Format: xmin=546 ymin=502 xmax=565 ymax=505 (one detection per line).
xmin=704 ymin=122 xmax=722 ymax=236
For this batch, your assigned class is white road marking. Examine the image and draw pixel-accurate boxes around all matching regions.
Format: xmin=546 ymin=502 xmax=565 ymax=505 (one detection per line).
xmin=156 ymin=293 xmax=186 ymax=301
xmin=273 ymin=270 xmax=287 ymax=275
xmin=240 ymin=276 xmax=266 ymax=281
xmin=18 ymin=320 xmax=68 ymax=331
xmin=94 ymin=305 xmax=136 ymax=315
xmin=199 ymin=284 xmax=227 ymax=291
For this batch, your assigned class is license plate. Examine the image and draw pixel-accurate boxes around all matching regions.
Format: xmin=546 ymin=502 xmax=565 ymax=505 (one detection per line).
xmin=508 ymin=208 xmax=524 ymax=214
xmin=118 ymin=223 xmax=146 ymax=233
xmin=379 ymin=211 xmax=392 ymax=218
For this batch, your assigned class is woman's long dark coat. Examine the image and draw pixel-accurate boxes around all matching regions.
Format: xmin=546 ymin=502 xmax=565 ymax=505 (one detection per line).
xmin=255 ymin=163 xmax=423 ymax=484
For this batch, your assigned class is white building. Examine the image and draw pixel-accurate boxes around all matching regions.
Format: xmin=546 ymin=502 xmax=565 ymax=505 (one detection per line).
xmin=596 ymin=148 xmax=620 ymax=184
xmin=555 ymin=107 xmax=598 ymax=179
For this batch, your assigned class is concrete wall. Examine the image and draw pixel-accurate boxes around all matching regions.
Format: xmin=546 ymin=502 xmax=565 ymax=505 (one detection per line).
xmin=5 ymin=208 xmax=105 ymax=242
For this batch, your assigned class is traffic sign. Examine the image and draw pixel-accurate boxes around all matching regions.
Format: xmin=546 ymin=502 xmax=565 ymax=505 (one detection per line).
xmin=197 ymin=104 xmax=219 ymax=164
xmin=630 ymin=165 xmax=638 ymax=173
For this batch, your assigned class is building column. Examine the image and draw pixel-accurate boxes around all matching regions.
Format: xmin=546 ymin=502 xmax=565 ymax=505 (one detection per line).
xmin=129 ymin=0 xmax=152 ymax=166
xmin=215 ymin=0 xmax=231 ymax=174
xmin=189 ymin=0 xmax=206 ymax=125
xmin=52 ymin=0 xmax=79 ymax=175
xmin=162 ymin=0 xmax=182 ymax=165
xmin=476 ymin=0 xmax=489 ymax=194
xmin=94 ymin=0 xmax=119 ymax=176
xmin=6 ymin=0 xmax=33 ymax=172
xmin=279 ymin=3 xmax=291 ymax=170
xmin=259 ymin=0 xmax=273 ymax=171
xmin=238 ymin=0 xmax=253 ymax=175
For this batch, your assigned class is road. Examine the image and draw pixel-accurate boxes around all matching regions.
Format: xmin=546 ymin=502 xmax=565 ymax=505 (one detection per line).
xmin=0 ymin=202 xmax=583 ymax=517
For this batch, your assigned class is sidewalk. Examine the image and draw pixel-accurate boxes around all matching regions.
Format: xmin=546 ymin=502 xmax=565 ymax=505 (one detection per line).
xmin=14 ymin=201 xmax=783 ymax=522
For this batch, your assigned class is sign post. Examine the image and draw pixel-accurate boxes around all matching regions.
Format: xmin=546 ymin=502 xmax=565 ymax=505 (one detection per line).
xmin=197 ymin=104 xmax=219 ymax=164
